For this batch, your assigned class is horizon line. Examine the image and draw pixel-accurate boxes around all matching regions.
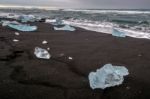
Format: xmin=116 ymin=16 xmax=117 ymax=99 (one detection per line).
xmin=0 ymin=5 xmax=150 ymax=10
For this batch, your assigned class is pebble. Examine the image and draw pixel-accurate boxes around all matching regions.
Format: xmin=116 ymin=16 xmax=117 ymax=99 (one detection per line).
xmin=126 ymin=86 xmax=130 ymax=90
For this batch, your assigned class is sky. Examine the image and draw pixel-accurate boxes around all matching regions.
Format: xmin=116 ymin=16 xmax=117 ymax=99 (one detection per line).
xmin=0 ymin=0 xmax=150 ymax=9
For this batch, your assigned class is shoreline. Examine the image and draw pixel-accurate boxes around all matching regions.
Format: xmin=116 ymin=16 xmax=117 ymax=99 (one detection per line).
xmin=0 ymin=20 xmax=150 ymax=99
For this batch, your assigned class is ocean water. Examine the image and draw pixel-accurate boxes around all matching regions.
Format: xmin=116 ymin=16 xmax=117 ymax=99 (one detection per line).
xmin=46 ymin=9 xmax=150 ymax=39
xmin=1 ymin=9 xmax=150 ymax=39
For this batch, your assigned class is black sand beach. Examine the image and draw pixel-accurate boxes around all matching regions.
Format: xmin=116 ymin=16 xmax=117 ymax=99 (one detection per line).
xmin=0 ymin=19 xmax=150 ymax=99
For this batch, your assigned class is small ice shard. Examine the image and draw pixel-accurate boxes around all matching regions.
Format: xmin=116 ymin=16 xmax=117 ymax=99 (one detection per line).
xmin=15 ymin=32 xmax=20 ymax=36
xmin=13 ymin=39 xmax=19 ymax=42
xmin=54 ymin=25 xmax=76 ymax=31
xmin=112 ymin=28 xmax=126 ymax=37
xmin=68 ymin=57 xmax=73 ymax=60
xmin=88 ymin=64 xmax=129 ymax=89
xmin=47 ymin=48 xmax=50 ymax=50
xmin=42 ymin=40 xmax=48 ymax=44
xmin=34 ymin=47 xmax=51 ymax=59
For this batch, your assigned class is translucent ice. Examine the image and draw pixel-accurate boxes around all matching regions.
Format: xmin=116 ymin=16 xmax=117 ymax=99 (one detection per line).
xmin=18 ymin=15 xmax=35 ymax=23
xmin=34 ymin=47 xmax=51 ymax=59
xmin=112 ymin=28 xmax=126 ymax=37
xmin=88 ymin=64 xmax=129 ymax=89
xmin=54 ymin=25 xmax=76 ymax=31
xmin=52 ymin=18 xmax=64 ymax=26
xmin=1 ymin=20 xmax=11 ymax=26
xmin=8 ymin=23 xmax=37 ymax=32
xmin=1 ymin=20 xmax=19 ymax=26
xmin=1 ymin=20 xmax=37 ymax=32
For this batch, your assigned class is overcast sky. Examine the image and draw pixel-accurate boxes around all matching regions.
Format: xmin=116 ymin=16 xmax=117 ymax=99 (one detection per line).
xmin=0 ymin=0 xmax=150 ymax=9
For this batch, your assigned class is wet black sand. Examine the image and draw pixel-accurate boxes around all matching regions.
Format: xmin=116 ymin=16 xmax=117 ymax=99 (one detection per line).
xmin=0 ymin=19 xmax=150 ymax=99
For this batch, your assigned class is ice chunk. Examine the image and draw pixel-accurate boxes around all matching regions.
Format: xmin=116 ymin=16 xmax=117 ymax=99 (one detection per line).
xmin=45 ymin=19 xmax=56 ymax=23
xmin=68 ymin=57 xmax=73 ymax=60
xmin=8 ymin=23 xmax=37 ymax=32
xmin=13 ymin=39 xmax=19 ymax=42
xmin=15 ymin=32 xmax=20 ymax=36
xmin=47 ymin=48 xmax=50 ymax=50
xmin=45 ymin=18 xmax=65 ymax=25
xmin=18 ymin=15 xmax=35 ymax=23
xmin=34 ymin=47 xmax=51 ymax=59
xmin=52 ymin=18 xmax=64 ymax=25
xmin=2 ymin=21 xmax=10 ymax=26
xmin=1 ymin=20 xmax=11 ymax=26
xmin=42 ymin=40 xmax=48 ymax=44
xmin=113 ymin=66 xmax=129 ymax=76
xmin=112 ymin=28 xmax=126 ymax=37
xmin=1 ymin=20 xmax=37 ymax=32
xmin=55 ymin=18 xmax=63 ymax=25
xmin=54 ymin=25 xmax=76 ymax=31
xmin=88 ymin=64 xmax=129 ymax=89
xmin=0 ymin=20 xmax=19 ymax=26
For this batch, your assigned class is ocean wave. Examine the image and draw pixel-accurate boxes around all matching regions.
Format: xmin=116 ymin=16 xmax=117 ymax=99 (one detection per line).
xmin=63 ymin=19 xmax=114 ymax=33
xmin=63 ymin=9 xmax=150 ymax=14
xmin=63 ymin=19 xmax=150 ymax=39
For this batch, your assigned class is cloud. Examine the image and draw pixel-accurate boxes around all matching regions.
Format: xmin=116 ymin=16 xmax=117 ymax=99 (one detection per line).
xmin=0 ymin=0 xmax=149 ymax=9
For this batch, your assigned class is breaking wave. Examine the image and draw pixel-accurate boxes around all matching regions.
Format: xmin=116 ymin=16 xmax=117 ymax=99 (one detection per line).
xmin=63 ymin=19 xmax=150 ymax=39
